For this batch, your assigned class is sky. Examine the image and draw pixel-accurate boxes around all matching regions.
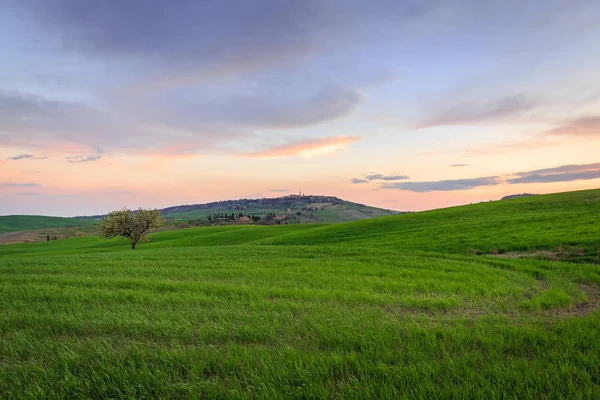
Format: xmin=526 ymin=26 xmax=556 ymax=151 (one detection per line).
xmin=1 ymin=0 xmax=600 ymax=216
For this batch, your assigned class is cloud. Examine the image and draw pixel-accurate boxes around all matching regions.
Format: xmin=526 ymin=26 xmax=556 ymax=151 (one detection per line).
xmin=15 ymin=0 xmax=333 ymax=87
xmin=507 ymin=162 xmax=600 ymax=184
xmin=147 ymin=85 xmax=363 ymax=130
xmin=6 ymin=154 xmax=49 ymax=161
xmin=0 ymin=2 xmax=386 ymax=157
xmin=0 ymin=89 xmax=243 ymax=155
xmin=244 ymin=136 xmax=360 ymax=159
xmin=15 ymin=192 xmax=41 ymax=196
xmin=513 ymin=163 xmax=600 ymax=177
xmin=7 ymin=154 xmax=33 ymax=160
xmin=4 ymin=182 xmax=40 ymax=187
xmin=268 ymin=189 xmax=292 ymax=193
xmin=0 ymin=89 xmax=116 ymax=147
xmin=380 ymin=162 xmax=600 ymax=192
xmin=0 ymin=83 xmax=363 ymax=157
xmin=382 ymin=177 xmax=501 ymax=192
xmin=66 ymin=155 xmax=102 ymax=163
xmin=369 ymin=174 xmax=409 ymax=181
xmin=421 ymin=94 xmax=535 ymax=128
xmin=450 ymin=164 xmax=469 ymax=167
xmin=546 ymin=116 xmax=600 ymax=137
xmin=224 ymin=86 xmax=361 ymax=129
xmin=351 ymin=173 xmax=409 ymax=184
xmin=465 ymin=137 xmax=556 ymax=157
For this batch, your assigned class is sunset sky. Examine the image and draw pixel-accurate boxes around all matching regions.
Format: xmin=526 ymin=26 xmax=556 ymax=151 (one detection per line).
xmin=1 ymin=0 xmax=600 ymax=216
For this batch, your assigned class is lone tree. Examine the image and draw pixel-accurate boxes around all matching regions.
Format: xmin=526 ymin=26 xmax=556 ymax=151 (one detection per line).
xmin=100 ymin=208 xmax=163 ymax=250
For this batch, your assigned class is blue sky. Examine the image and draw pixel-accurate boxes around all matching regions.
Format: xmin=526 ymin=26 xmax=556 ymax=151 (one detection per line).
xmin=1 ymin=0 xmax=600 ymax=215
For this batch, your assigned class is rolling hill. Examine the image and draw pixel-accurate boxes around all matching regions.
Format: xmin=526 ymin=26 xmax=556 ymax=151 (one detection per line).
xmin=265 ymin=189 xmax=600 ymax=262
xmin=0 ymin=195 xmax=398 ymax=243
xmin=80 ymin=194 xmax=401 ymax=224
xmin=2 ymin=189 xmax=599 ymax=261
xmin=0 ymin=215 xmax=97 ymax=234
xmin=1 ymin=189 xmax=599 ymax=398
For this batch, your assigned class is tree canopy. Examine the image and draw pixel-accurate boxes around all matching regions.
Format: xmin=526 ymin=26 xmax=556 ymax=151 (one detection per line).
xmin=100 ymin=208 xmax=163 ymax=250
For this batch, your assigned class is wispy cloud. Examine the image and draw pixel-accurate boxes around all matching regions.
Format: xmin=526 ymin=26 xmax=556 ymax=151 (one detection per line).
xmin=450 ymin=164 xmax=469 ymax=167
xmin=546 ymin=116 xmax=600 ymax=137
xmin=244 ymin=136 xmax=360 ymax=159
xmin=4 ymin=182 xmax=40 ymax=187
xmin=15 ymin=192 xmax=41 ymax=196
xmin=382 ymin=177 xmax=501 ymax=192
xmin=6 ymin=154 xmax=47 ymax=161
xmin=507 ymin=162 xmax=600 ymax=184
xmin=465 ymin=137 xmax=556 ymax=157
xmin=7 ymin=154 xmax=33 ymax=161
xmin=420 ymin=94 xmax=535 ymax=128
xmin=268 ymin=189 xmax=292 ymax=193
xmin=351 ymin=173 xmax=410 ymax=184
xmin=65 ymin=148 xmax=104 ymax=163
xmin=382 ymin=162 xmax=600 ymax=192
xmin=514 ymin=163 xmax=600 ymax=177
xmin=465 ymin=117 xmax=599 ymax=158
xmin=67 ymin=155 xmax=102 ymax=163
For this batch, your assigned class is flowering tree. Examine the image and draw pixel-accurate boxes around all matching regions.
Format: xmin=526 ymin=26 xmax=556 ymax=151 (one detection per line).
xmin=100 ymin=208 xmax=162 ymax=250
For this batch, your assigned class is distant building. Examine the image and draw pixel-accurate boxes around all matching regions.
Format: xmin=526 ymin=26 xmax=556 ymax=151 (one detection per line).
xmin=238 ymin=216 xmax=252 ymax=222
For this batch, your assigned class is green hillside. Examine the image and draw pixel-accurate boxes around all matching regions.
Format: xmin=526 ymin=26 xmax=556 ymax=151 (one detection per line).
xmin=1 ymin=189 xmax=599 ymax=398
xmin=267 ymin=189 xmax=600 ymax=262
xmin=160 ymin=195 xmax=398 ymax=224
xmin=0 ymin=215 xmax=97 ymax=234
xmin=167 ymin=203 xmax=396 ymax=223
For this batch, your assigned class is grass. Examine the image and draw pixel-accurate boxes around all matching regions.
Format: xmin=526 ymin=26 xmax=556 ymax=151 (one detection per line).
xmin=267 ymin=189 xmax=600 ymax=262
xmin=0 ymin=215 xmax=97 ymax=234
xmin=1 ymin=189 xmax=599 ymax=398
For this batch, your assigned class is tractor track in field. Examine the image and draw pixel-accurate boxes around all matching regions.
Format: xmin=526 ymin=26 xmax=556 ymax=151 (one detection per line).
xmin=383 ymin=282 xmax=600 ymax=321
xmin=570 ymin=283 xmax=600 ymax=316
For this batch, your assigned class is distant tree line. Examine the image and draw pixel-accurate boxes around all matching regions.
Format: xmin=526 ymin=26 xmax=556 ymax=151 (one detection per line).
xmin=207 ymin=213 xmax=261 ymax=221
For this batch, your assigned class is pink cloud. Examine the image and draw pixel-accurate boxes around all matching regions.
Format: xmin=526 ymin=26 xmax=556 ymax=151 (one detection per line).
xmin=546 ymin=116 xmax=600 ymax=137
xmin=243 ymin=136 xmax=361 ymax=159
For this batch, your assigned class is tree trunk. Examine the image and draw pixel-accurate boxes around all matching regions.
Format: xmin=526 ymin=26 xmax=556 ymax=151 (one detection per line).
xmin=131 ymin=242 xmax=136 ymax=250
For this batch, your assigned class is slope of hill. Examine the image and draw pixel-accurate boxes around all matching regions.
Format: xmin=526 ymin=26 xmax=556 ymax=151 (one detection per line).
xmin=161 ymin=194 xmax=401 ymax=223
xmin=0 ymin=215 xmax=97 ymax=234
xmin=265 ymin=189 xmax=600 ymax=262
xmin=78 ymin=194 xmax=401 ymax=223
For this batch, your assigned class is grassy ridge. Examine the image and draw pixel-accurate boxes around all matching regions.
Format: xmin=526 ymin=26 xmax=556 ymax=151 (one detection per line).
xmin=0 ymin=215 xmax=96 ymax=234
xmin=1 ymin=189 xmax=599 ymax=398
xmin=267 ymin=189 xmax=600 ymax=261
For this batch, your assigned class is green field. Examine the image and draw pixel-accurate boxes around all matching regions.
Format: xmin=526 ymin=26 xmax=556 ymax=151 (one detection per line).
xmin=0 ymin=215 xmax=97 ymax=234
xmin=1 ymin=189 xmax=599 ymax=398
